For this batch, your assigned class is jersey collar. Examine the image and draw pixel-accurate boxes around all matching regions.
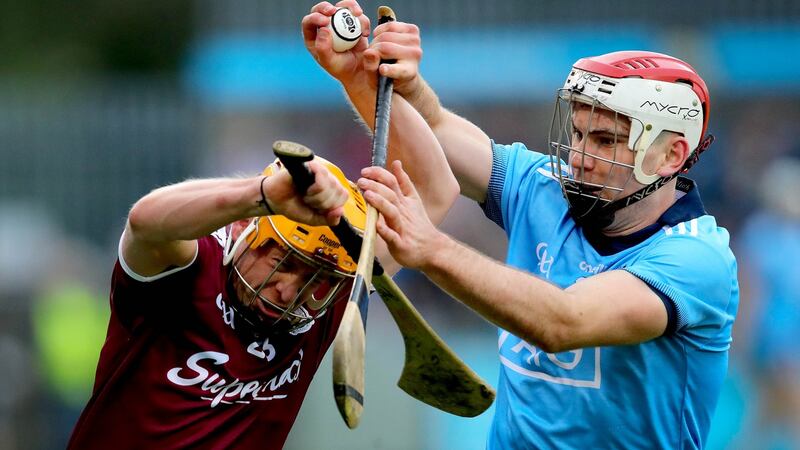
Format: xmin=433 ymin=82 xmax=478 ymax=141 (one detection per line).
xmin=586 ymin=177 xmax=707 ymax=255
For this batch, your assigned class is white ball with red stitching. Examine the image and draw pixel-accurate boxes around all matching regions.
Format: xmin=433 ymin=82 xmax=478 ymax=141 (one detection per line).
xmin=328 ymin=7 xmax=361 ymax=52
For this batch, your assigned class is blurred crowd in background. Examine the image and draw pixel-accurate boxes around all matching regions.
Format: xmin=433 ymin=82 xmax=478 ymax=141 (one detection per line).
xmin=1 ymin=1 xmax=799 ymax=449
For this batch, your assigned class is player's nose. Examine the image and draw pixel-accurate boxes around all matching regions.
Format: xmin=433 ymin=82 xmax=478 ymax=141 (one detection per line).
xmin=275 ymin=273 xmax=306 ymax=304
xmin=569 ymin=147 xmax=596 ymax=171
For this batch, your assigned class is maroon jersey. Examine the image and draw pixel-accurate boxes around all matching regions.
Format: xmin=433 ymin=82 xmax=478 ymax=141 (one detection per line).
xmin=68 ymin=233 xmax=347 ymax=449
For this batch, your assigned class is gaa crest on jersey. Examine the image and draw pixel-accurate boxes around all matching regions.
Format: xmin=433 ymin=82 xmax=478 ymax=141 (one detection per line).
xmin=498 ymin=331 xmax=601 ymax=388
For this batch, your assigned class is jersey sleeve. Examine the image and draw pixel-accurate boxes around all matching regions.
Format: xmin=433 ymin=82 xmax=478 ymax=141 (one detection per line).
xmin=111 ymin=234 xmax=207 ymax=329
xmin=624 ymin=230 xmax=738 ymax=351
xmin=481 ymin=141 xmax=553 ymax=233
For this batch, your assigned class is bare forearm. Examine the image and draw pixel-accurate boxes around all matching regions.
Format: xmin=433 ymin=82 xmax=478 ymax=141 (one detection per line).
xmin=343 ymin=84 xmax=458 ymax=224
xmin=421 ymin=233 xmax=571 ymax=352
xmin=418 ymin=232 xmax=670 ymax=351
xmin=394 ymin=77 xmax=493 ymax=202
xmin=128 ymin=177 xmax=264 ymax=243
xmin=396 ymin=76 xmax=444 ymax=128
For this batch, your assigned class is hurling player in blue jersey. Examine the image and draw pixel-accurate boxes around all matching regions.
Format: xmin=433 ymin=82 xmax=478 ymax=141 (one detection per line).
xmin=304 ymin=4 xmax=739 ymax=448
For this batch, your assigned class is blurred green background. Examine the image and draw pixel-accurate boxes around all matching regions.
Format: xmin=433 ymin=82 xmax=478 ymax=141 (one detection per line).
xmin=2 ymin=1 xmax=800 ymax=449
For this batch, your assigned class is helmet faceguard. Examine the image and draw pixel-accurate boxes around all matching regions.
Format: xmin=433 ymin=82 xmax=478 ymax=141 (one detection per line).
xmin=222 ymin=156 xmax=366 ymax=335
xmin=547 ymin=51 xmax=712 ymax=229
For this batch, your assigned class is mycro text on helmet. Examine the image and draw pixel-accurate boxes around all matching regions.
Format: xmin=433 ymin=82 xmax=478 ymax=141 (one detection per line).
xmin=639 ymin=101 xmax=700 ymax=119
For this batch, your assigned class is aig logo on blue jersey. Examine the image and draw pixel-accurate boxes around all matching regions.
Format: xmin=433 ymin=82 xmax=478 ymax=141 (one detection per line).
xmin=498 ymin=331 xmax=601 ymax=388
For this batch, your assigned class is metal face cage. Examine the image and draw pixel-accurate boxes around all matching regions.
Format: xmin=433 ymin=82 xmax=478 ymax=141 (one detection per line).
xmin=228 ymin=219 xmax=349 ymax=331
xmin=547 ymin=89 xmax=643 ymax=225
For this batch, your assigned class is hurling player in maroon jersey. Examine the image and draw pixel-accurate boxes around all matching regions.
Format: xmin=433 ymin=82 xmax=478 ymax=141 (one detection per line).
xmin=67 ymin=138 xmax=457 ymax=449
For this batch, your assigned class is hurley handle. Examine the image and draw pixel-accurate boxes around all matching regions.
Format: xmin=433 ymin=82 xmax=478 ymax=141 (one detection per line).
xmin=272 ymin=140 xmax=384 ymax=276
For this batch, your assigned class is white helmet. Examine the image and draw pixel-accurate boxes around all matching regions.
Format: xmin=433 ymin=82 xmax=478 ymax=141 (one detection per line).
xmin=548 ymin=51 xmax=713 ymax=227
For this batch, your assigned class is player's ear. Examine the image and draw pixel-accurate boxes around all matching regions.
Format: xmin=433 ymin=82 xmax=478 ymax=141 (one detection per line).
xmin=657 ymin=134 xmax=690 ymax=177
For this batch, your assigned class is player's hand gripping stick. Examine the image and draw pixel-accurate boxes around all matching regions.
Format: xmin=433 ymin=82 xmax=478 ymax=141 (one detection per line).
xmin=273 ymin=140 xmax=496 ymax=426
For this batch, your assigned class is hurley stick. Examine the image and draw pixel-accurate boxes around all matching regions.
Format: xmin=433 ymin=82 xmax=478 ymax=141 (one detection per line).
xmin=273 ymin=140 xmax=495 ymax=423
xmin=330 ymin=5 xmax=397 ymax=429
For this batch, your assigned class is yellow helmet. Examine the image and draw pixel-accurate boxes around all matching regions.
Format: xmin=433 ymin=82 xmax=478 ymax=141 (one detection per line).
xmin=251 ymin=156 xmax=366 ymax=275
xmin=222 ymin=155 xmax=365 ymax=334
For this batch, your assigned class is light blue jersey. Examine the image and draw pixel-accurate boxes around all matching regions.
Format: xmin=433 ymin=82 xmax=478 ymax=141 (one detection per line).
xmin=482 ymin=142 xmax=739 ymax=450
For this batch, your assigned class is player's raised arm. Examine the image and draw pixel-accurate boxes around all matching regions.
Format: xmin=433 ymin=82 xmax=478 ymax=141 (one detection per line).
xmin=364 ymin=19 xmax=493 ymax=203
xmin=303 ymin=1 xmax=463 ymax=212
xmin=122 ymin=160 xmax=347 ymax=277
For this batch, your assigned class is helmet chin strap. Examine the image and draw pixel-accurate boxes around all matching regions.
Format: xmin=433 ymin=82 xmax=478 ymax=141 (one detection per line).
xmin=566 ymin=192 xmax=616 ymax=229
xmin=569 ymin=135 xmax=715 ymax=230
xmin=569 ymin=133 xmax=715 ymax=230
xmin=567 ymin=161 xmax=682 ymax=229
